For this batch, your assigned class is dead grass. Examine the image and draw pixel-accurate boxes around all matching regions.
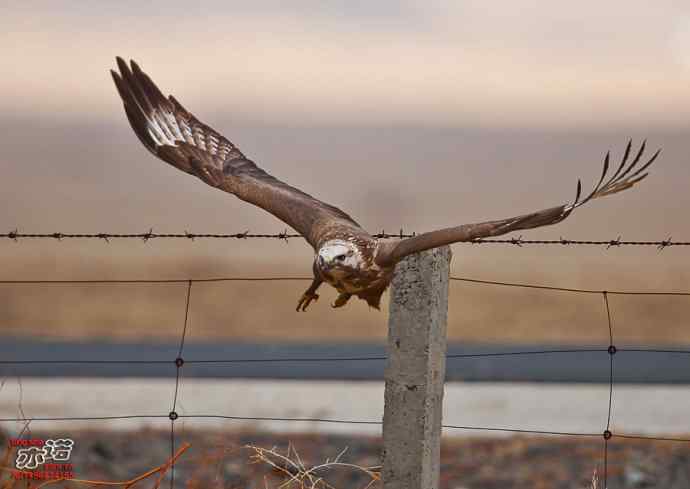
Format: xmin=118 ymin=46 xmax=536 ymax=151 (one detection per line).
xmin=246 ymin=444 xmax=380 ymax=489
xmin=4 ymin=425 xmax=688 ymax=489
xmin=0 ymin=428 xmax=379 ymax=489
xmin=0 ymin=438 xmax=610 ymax=489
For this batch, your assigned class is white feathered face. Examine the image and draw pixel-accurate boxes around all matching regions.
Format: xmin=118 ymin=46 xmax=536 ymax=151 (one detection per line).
xmin=316 ymin=240 xmax=364 ymax=278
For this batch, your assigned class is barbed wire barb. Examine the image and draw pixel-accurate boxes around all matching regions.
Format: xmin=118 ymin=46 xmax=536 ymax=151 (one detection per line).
xmin=606 ymin=236 xmax=621 ymax=249
xmin=277 ymin=229 xmax=290 ymax=243
xmin=658 ymin=236 xmax=673 ymax=251
xmin=142 ymin=228 xmax=155 ymax=243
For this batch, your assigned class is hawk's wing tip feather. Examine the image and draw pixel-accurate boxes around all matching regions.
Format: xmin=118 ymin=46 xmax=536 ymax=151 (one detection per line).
xmin=600 ymin=152 xmax=610 ymax=182
xmin=619 ymin=140 xmax=631 ymax=168
xmin=130 ymin=59 xmax=144 ymax=77
xmin=115 ymin=56 xmax=130 ymax=76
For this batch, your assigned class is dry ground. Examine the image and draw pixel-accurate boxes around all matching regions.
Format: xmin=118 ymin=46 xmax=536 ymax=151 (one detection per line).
xmin=1 ymin=429 xmax=689 ymax=489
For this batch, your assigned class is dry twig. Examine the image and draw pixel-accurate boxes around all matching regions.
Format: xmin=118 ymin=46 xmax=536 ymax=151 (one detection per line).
xmin=247 ymin=443 xmax=380 ymax=489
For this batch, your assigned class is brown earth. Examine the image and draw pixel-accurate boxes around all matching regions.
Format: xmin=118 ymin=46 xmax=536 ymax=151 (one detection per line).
xmin=1 ymin=429 xmax=689 ymax=489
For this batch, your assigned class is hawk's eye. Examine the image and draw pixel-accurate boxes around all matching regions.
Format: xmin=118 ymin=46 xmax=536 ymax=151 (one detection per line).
xmin=335 ymin=254 xmax=347 ymax=261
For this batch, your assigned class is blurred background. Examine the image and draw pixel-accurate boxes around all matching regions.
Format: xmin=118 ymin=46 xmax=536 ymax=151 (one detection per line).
xmin=1 ymin=0 xmax=690 ymax=343
xmin=2 ymin=1 xmax=690 ymax=487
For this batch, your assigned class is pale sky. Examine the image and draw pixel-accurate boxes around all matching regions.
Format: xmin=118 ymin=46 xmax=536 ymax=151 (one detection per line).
xmin=3 ymin=0 xmax=690 ymax=128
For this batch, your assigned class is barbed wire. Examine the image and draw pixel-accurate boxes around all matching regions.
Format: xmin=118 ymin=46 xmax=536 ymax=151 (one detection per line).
xmin=1 ymin=274 xmax=690 ymax=488
xmin=1 ymin=229 xmax=688 ymax=248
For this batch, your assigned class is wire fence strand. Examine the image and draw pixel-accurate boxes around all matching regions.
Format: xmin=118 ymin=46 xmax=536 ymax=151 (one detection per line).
xmin=1 ymin=271 xmax=690 ymax=488
xmin=1 ymin=230 xmax=688 ymax=248
xmin=3 ymin=274 xmax=690 ymax=297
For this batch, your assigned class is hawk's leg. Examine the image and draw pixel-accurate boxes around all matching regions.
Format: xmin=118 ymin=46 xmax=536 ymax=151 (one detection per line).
xmin=331 ymin=292 xmax=352 ymax=309
xmin=297 ymin=276 xmax=323 ymax=312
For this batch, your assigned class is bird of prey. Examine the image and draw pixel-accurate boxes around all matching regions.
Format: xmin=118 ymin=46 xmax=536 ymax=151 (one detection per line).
xmin=111 ymin=57 xmax=660 ymax=311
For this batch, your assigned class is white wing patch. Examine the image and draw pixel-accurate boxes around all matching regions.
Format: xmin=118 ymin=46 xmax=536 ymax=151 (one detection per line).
xmin=144 ymin=108 xmax=183 ymax=147
xmin=142 ymin=103 xmax=229 ymax=159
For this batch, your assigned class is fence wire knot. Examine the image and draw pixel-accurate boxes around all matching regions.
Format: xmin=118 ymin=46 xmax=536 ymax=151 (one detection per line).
xmin=658 ymin=237 xmax=673 ymax=251
xmin=142 ymin=228 xmax=154 ymax=242
xmin=510 ymin=236 xmax=523 ymax=247
xmin=607 ymin=236 xmax=621 ymax=249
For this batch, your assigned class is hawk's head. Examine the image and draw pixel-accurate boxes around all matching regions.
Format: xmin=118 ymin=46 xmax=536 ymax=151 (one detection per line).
xmin=316 ymin=239 xmax=366 ymax=281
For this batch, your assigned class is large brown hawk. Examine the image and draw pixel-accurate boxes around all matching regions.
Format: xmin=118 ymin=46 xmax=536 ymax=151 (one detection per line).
xmin=111 ymin=58 xmax=659 ymax=311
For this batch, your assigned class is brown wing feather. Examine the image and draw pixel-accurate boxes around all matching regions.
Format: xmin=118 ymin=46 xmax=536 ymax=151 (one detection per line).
xmin=375 ymin=141 xmax=660 ymax=267
xmin=111 ymin=57 xmax=360 ymax=248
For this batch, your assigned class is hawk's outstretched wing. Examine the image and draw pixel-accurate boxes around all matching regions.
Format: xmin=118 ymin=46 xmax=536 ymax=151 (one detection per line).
xmin=375 ymin=141 xmax=659 ymax=267
xmin=111 ymin=57 xmax=359 ymax=248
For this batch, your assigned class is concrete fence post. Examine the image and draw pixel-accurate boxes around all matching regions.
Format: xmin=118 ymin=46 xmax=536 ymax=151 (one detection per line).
xmin=383 ymin=246 xmax=451 ymax=489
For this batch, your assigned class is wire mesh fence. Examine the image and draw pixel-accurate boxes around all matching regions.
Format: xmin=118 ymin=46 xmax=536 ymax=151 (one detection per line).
xmin=1 ymin=240 xmax=690 ymax=488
